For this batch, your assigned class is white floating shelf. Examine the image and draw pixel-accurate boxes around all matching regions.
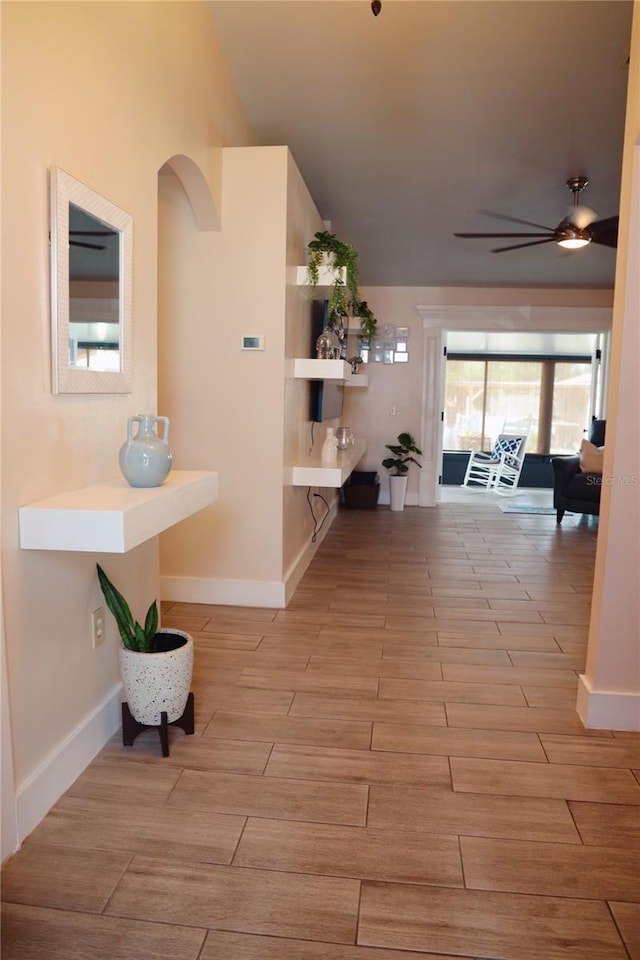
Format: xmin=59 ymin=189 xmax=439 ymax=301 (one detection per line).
xmin=295 ymin=265 xmax=347 ymax=288
xmin=345 ymin=373 xmax=368 ymax=387
xmin=19 ymin=470 xmax=218 ymax=553
xmin=293 ymin=359 xmax=352 ymax=380
xmin=286 ymin=440 xmax=366 ymax=488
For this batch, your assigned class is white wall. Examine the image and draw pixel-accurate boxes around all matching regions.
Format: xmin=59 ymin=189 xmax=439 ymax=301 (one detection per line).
xmin=158 ymin=148 xmax=287 ymax=604
xmin=579 ymin=2 xmax=640 ymax=731
xmin=1 ymin=1 xmax=253 ymax=857
xmin=159 ymin=146 xmax=337 ymax=606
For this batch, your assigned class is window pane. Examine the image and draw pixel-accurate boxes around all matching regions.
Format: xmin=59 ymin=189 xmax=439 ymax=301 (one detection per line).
xmin=484 ymin=361 xmax=541 ymax=451
xmin=444 ymin=360 xmax=487 ymax=450
xmin=551 ymin=362 xmax=592 ymax=453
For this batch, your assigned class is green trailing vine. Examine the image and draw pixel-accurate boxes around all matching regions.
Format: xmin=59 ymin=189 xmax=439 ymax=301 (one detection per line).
xmin=305 ymin=230 xmax=360 ymax=317
xmin=350 ymin=298 xmax=378 ymax=340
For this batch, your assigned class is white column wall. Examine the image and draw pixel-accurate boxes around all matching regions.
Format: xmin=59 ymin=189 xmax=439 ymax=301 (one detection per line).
xmin=159 ymin=148 xmax=289 ymax=606
xmin=578 ymin=4 xmax=640 ymax=731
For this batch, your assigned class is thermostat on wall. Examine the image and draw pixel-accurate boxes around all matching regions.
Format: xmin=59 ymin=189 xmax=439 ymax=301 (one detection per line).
xmin=241 ymin=335 xmax=264 ymax=351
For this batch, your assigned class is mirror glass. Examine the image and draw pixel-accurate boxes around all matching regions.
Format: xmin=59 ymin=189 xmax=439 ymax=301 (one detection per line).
xmin=50 ymin=168 xmax=132 ymax=393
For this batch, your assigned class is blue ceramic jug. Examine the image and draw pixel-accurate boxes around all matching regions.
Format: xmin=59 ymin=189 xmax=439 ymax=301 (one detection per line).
xmin=119 ymin=414 xmax=172 ymax=488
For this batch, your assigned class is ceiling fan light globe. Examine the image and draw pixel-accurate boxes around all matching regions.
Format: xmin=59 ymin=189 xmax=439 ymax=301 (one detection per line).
xmin=557 ymin=237 xmax=591 ymax=249
xmin=556 ymin=220 xmax=591 ymax=249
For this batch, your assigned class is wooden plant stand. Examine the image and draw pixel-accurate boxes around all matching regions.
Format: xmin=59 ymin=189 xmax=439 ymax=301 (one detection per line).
xmin=121 ymin=692 xmax=195 ymax=758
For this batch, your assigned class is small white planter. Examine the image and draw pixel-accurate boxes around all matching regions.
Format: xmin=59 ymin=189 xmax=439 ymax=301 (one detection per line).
xmin=119 ymin=628 xmax=193 ymax=726
xmin=389 ymin=475 xmax=408 ymax=511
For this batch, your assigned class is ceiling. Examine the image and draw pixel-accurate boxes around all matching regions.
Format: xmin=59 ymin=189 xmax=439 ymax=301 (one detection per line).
xmin=207 ymin=0 xmax=633 ymax=289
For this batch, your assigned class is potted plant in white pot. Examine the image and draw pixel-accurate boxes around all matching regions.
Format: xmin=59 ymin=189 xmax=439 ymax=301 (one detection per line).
xmin=96 ymin=564 xmax=194 ymax=756
xmin=305 ymin=230 xmax=360 ymax=321
xmin=382 ymin=432 xmax=422 ymax=511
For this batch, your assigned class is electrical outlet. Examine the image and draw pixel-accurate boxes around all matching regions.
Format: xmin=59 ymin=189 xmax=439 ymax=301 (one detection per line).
xmin=389 ymin=405 xmax=397 ymax=416
xmin=91 ymin=607 xmax=106 ymax=648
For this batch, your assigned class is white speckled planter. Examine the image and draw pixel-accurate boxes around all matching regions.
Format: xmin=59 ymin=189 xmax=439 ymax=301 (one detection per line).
xmin=119 ymin=628 xmax=193 ymax=726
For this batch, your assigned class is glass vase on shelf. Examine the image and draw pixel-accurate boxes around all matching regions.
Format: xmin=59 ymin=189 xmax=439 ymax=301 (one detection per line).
xmin=335 ymin=427 xmax=355 ymax=450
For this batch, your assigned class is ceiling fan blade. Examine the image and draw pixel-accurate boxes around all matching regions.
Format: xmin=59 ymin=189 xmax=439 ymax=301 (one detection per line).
xmin=477 ymin=209 xmax=556 ymax=232
xmin=454 ymin=232 xmax=553 ymax=239
xmin=70 ymin=230 xmax=116 ymax=236
xmin=491 ymin=238 xmax=557 ymax=253
xmin=590 ymin=216 xmax=618 ymax=248
xmin=70 ymin=240 xmax=107 ymax=250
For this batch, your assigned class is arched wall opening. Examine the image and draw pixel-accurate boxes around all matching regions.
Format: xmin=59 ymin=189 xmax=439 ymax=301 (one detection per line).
xmin=156 ymin=155 xmax=223 ymax=590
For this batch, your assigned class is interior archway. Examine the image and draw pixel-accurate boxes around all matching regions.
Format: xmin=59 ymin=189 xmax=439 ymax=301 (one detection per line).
xmin=159 ymin=154 xmax=220 ymax=232
xmin=157 ymin=156 xmax=221 ymax=586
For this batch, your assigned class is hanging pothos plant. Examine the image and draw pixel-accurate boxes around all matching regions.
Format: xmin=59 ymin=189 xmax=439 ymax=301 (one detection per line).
xmin=305 ymin=230 xmax=359 ymax=319
xmin=349 ymin=298 xmax=378 ymax=341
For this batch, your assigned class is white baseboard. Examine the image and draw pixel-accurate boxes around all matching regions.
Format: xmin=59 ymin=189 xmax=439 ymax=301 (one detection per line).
xmin=161 ymin=576 xmax=286 ymax=608
xmin=161 ymin=501 xmax=340 ymax=610
xmin=15 ymin=682 xmax=122 ymax=847
xmin=577 ymin=674 xmax=640 ymax=731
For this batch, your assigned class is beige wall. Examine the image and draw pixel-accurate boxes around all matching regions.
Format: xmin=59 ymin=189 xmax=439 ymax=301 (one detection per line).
xmin=159 ymin=147 xmax=290 ymax=594
xmin=158 ymin=146 xmax=336 ymax=604
xmin=1 ymin=0 xmax=253 ymax=853
xmin=282 ymin=153 xmax=339 ymax=584
xmin=580 ymin=1 xmax=640 ymax=729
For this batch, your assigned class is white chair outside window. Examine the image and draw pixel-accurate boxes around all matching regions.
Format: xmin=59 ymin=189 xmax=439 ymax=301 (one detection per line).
xmin=463 ymin=433 xmax=529 ymax=492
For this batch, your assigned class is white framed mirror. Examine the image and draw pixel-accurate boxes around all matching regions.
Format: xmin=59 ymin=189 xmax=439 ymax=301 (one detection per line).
xmin=50 ymin=167 xmax=132 ymax=393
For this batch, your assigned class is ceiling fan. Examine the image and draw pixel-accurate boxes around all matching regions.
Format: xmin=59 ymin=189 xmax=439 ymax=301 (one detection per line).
xmin=454 ymin=177 xmax=618 ymax=253
xmin=69 ymin=229 xmax=115 ymax=251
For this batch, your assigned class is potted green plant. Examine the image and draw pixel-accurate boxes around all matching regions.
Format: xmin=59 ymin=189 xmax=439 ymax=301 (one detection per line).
xmin=382 ymin=431 xmax=422 ymax=511
xmin=96 ymin=564 xmax=193 ymax=753
xmin=350 ymin=298 xmax=378 ymax=342
xmin=305 ymin=230 xmax=359 ymax=319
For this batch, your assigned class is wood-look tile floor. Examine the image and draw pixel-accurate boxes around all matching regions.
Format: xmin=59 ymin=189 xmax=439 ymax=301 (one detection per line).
xmin=3 ymin=504 xmax=640 ymax=960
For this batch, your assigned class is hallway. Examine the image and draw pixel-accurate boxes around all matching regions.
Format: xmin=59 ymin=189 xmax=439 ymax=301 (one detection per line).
xmin=2 ymin=502 xmax=639 ymax=960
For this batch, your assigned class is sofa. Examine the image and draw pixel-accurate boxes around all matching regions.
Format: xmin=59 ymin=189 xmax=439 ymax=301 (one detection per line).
xmin=551 ymin=420 xmax=605 ymax=524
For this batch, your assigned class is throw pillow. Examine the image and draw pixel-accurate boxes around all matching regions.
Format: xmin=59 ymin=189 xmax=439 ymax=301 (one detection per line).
xmin=491 ymin=437 xmax=521 ymax=458
xmin=579 ymin=439 xmax=604 ymax=473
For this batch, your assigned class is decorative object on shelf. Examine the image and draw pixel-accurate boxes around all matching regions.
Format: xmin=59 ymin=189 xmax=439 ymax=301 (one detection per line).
xmin=382 ymin=431 xmax=422 ymax=511
xmin=305 ymin=230 xmax=359 ymax=320
xmin=119 ymin=414 xmax=173 ymax=488
xmin=321 ymin=426 xmax=339 ymax=463
xmin=335 ymin=426 xmax=356 ymax=450
xmin=316 ymin=325 xmax=341 ymax=360
xmin=96 ymin=564 xmax=194 ymax=757
xmin=347 ymin=355 xmax=363 ymax=375
xmin=350 ymin=299 xmax=378 ymax=341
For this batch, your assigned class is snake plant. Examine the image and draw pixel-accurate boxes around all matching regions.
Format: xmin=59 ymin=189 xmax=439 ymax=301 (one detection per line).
xmin=96 ymin=563 xmax=159 ymax=652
